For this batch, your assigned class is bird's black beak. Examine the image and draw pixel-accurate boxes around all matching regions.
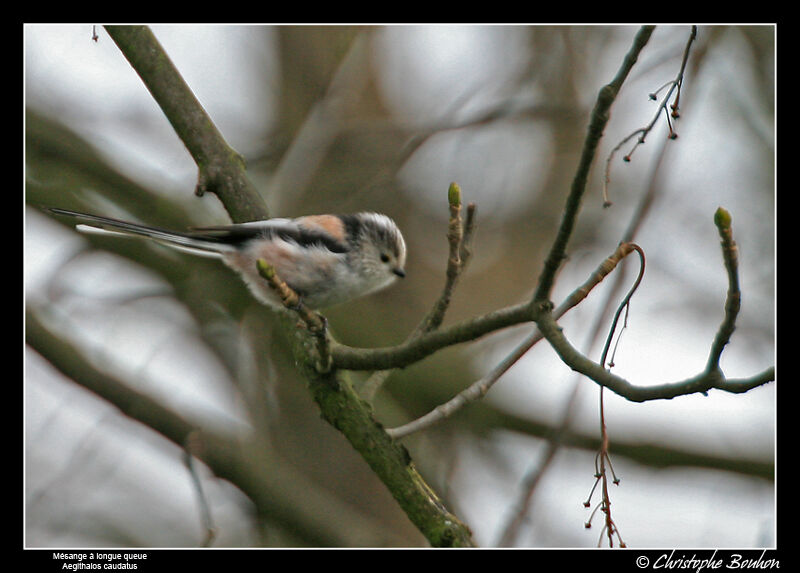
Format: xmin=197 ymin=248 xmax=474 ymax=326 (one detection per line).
xmin=393 ymin=268 xmax=406 ymax=278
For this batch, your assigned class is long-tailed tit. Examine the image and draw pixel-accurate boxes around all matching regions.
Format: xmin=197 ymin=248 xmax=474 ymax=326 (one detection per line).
xmin=48 ymin=208 xmax=407 ymax=309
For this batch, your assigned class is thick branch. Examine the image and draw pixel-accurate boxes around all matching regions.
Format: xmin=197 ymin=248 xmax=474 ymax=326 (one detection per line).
xmin=97 ymin=26 xmax=475 ymax=547
xmin=104 ymin=25 xmax=269 ymax=223
xmin=287 ymin=329 xmax=475 ymax=547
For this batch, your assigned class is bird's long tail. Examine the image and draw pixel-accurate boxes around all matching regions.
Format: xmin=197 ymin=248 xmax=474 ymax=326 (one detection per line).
xmin=48 ymin=208 xmax=232 ymax=258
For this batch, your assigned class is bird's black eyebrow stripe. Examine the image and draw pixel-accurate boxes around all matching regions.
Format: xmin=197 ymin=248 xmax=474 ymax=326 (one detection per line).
xmin=189 ymin=224 xmax=350 ymax=253
xmin=338 ymin=214 xmax=363 ymax=247
xmin=340 ymin=214 xmax=401 ymax=257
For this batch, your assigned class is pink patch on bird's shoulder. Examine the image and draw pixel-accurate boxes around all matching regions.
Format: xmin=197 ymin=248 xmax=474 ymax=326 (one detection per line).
xmin=297 ymin=215 xmax=346 ymax=243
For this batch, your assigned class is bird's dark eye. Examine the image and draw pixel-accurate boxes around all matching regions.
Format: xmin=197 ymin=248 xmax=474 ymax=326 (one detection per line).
xmin=380 ymin=253 xmax=390 ymax=263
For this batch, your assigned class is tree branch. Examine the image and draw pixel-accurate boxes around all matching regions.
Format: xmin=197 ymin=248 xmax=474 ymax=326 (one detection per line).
xmin=331 ymin=301 xmax=536 ymax=371
xmin=334 ymin=28 xmax=773 ymax=407
xmin=707 ymin=207 xmax=741 ymax=370
xmin=530 ymin=206 xmax=773 ymax=402
xmin=537 ymin=310 xmax=773 ymax=401
xmin=603 ymin=25 xmax=698 ymax=206
xmin=332 ymin=27 xmax=659 ymax=373
xmin=95 ymin=25 xmax=476 ymax=547
xmin=104 ymin=25 xmax=269 ymax=223
xmin=288 ymin=330 xmax=476 ymax=547
xmin=534 ymin=222 xmax=773 ymax=402
xmin=387 ymin=242 xmax=640 ymax=439
xmin=532 ymin=25 xmax=656 ymax=304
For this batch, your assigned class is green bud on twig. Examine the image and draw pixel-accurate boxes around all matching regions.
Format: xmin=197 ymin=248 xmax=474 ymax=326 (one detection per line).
xmin=714 ymin=207 xmax=732 ymax=231
xmin=448 ymin=182 xmax=462 ymax=208
xmin=256 ymin=259 xmax=276 ymax=279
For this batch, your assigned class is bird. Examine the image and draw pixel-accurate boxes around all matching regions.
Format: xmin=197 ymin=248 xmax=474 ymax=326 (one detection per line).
xmin=48 ymin=208 xmax=407 ymax=310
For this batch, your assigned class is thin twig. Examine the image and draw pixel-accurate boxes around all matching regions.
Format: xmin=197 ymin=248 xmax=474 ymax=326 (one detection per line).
xmin=411 ymin=184 xmax=477 ymax=334
xmin=707 ymin=207 xmax=741 ymax=372
xmin=360 ymin=184 xmax=476 ymax=401
xmin=587 ymin=245 xmax=643 ymax=547
xmin=255 ymin=259 xmax=332 ymax=373
xmin=603 ymin=25 xmax=697 ymax=207
xmin=599 ymin=245 xmax=645 ymax=368
xmin=533 ymin=25 xmax=656 ymax=305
